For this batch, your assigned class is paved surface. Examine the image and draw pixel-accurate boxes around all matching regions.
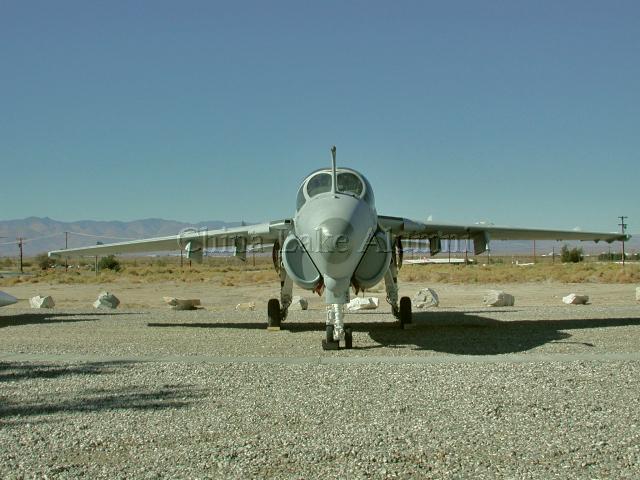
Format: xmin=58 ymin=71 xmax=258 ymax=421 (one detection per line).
xmin=1 ymin=304 xmax=640 ymax=478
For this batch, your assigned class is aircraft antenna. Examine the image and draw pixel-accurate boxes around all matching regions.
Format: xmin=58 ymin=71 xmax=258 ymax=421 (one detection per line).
xmin=330 ymin=145 xmax=337 ymax=195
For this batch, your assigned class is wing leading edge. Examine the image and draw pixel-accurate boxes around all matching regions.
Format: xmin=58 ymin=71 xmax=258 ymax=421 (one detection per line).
xmin=48 ymin=220 xmax=292 ymax=260
xmin=378 ymin=215 xmax=630 ymax=255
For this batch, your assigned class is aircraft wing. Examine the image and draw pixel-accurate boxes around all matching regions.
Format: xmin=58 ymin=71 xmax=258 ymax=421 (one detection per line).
xmin=0 ymin=291 xmax=18 ymax=307
xmin=48 ymin=219 xmax=293 ymax=260
xmin=378 ymin=215 xmax=630 ymax=255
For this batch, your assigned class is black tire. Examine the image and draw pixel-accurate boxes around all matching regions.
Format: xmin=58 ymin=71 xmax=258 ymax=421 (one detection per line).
xmin=322 ymin=325 xmax=340 ymax=350
xmin=344 ymin=327 xmax=353 ymax=349
xmin=325 ymin=324 xmax=334 ymax=343
xmin=399 ymin=296 xmax=412 ymax=326
xmin=267 ymin=298 xmax=281 ymax=328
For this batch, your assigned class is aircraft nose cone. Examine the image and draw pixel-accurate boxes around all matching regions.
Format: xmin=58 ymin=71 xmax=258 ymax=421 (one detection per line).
xmin=316 ymin=217 xmax=355 ymax=264
xmin=294 ymin=193 xmax=377 ymax=298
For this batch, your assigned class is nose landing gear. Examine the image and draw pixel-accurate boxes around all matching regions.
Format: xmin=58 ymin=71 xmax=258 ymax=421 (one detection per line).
xmin=321 ymin=304 xmax=354 ymax=350
xmin=322 ymin=325 xmax=353 ymax=350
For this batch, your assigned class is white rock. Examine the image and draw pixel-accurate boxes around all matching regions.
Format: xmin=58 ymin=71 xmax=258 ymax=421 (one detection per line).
xmin=289 ymin=296 xmax=308 ymax=311
xmin=636 ymin=287 xmax=640 ymax=302
xmin=0 ymin=291 xmax=18 ymax=307
xmin=29 ymin=295 xmax=55 ymax=309
xmin=483 ymin=290 xmax=515 ymax=307
xmin=346 ymin=296 xmax=379 ymax=312
xmin=93 ymin=291 xmax=120 ymax=309
xmin=163 ymin=297 xmax=201 ymax=311
xmin=413 ymin=288 xmax=439 ymax=309
xmin=235 ymin=302 xmax=256 ymax=311
xmin=563 ymin=293 xmax=589 ymax=305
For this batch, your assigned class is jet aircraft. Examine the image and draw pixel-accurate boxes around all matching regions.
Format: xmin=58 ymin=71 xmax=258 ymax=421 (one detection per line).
xmin=50 ymin=147 xmax=629 ymax=349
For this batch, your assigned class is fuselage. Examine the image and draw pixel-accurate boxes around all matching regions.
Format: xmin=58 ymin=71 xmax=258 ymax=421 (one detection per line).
xmin=283 ymin=167 xmax=388 ymax=304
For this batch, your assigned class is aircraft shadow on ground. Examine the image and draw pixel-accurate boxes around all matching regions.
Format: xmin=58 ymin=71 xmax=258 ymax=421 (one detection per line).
xmin=0 ymin=360 xmax=203 ymax=423
xmin=0 ymin=360 xmax=133 ymax=383
xmin=0 ymin=311 xmax=139 ymax=329
xmin=148 ymin=312 xmax=640 ymax=355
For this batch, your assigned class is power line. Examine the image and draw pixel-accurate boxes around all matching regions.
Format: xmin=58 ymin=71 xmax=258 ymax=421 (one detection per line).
xmin=0 ymin=232 xmax=65 ymax=245
xmin=0 ymin=231 xmax=139 ymax=246
xmin=65 ymin=231 xmax=139 ymax=240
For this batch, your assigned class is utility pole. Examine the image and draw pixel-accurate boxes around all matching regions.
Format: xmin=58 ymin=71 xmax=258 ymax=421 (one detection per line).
xmin=533 ymin=240 xmax=536 ymax=264
xmin=64 ymin=231 xmax=69 ymax=271
xmin=619 ymin=216 xmax=627 ymax=267
xmin=464 ymin=239 xmax=469 ymax=265
xmin=17 ymin=237 xmax=24 ymax=273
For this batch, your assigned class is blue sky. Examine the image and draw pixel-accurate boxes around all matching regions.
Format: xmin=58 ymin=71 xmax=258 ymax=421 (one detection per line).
xmin=1 ymin=1 xmax=638 ymax=233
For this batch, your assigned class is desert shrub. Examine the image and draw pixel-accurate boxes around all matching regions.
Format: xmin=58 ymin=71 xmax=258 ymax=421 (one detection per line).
xmin=1 ymin=258 xmax=14 ymax=268
xmin=561 ymin=245 xmax=583 ymax=263
xmin=98 ymin=255 xmax=121 ymax=272
xmin=35 ymin=253 xmax=55 ymax=270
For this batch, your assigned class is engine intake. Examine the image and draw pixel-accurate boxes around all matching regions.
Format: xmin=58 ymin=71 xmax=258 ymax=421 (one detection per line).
xmin=352 ymin=231 xmax=392 ymax=290
xmin=281 ymin=234 xmax=322 ymax=290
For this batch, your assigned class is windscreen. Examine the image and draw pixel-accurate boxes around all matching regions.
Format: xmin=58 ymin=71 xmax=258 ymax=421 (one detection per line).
xmin=337 ymin=172 xmax=363 ymax=196
xmin=306 ymin=172 xmax=332 ymax=197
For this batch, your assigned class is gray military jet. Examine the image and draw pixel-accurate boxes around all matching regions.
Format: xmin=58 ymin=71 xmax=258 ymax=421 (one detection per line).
xmin=50 ymin=147 xmax=629 ymax=349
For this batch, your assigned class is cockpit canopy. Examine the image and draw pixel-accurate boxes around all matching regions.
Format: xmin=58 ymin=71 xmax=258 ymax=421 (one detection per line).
xmin=296 ymin=168 xmax=374 ymax=211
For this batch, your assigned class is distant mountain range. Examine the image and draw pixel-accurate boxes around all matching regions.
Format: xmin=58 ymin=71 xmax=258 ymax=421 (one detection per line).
xmin=0 ymin=217 xmax=243 ymax=256
xmin=0 ymin=217 xmax=636 ymax=257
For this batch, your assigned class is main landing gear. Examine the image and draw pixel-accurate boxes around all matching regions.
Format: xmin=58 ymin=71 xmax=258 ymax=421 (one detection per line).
xmin=392 ymin=296 xmax=413 ymax=328
xmin=385 ymin=257 xmax=413 ymax=328
xmin=267 ymin=267 xmax=294 ymax=331
xmin=267 ymin=298 xmax=285 ymax=330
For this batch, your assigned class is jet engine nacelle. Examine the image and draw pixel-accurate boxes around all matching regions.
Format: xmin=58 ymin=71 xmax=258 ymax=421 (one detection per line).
xmin=281 ymin=234 xmax=322 ymax=290
xmin=352 ymin=231 xmax=392 ymax=290
xmin=184 ymin=241 xmax=203 ymax=263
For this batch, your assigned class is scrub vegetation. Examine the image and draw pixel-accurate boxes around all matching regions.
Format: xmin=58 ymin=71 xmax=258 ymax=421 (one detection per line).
xmin=400 ymin=262 xmax=640 ymax=284
xmin=1 ymin=255 xmax=639 ymax=287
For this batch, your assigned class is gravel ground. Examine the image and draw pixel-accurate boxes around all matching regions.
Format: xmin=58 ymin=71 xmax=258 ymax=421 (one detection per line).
xmin=2 ymin=296 xmax=640 ymax=478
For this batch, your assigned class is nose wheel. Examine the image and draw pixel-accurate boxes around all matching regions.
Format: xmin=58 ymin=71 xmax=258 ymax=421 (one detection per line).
xmin=322 ymin=325 xmax=339 ymax=350
xmin=344 ymin=327 xmax=353 ymax=349
xmin=322 ymin=325 xmax=353 ymax=350
xmin=321 ymin=304 xmax=353 ymax=350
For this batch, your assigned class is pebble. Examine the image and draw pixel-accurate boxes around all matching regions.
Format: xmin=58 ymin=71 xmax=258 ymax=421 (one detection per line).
xmin=1 ymin=306 xmax=639 ymax=478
